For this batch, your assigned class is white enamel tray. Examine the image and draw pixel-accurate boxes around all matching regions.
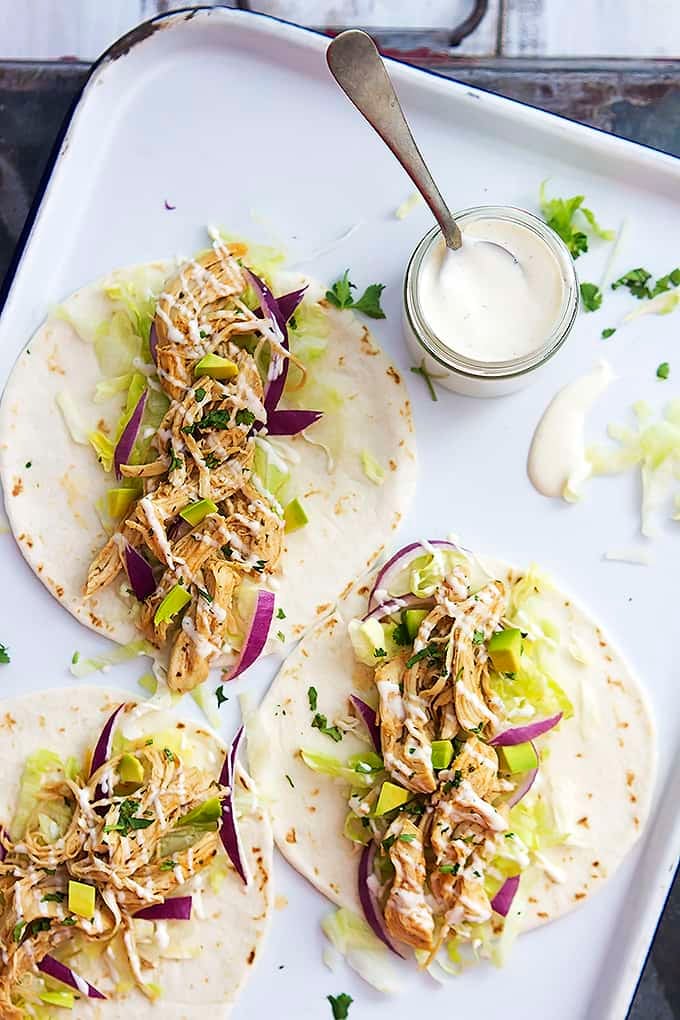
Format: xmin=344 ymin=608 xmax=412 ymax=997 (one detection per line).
xmin=1 ymin=9 xmax=679 ymax=1019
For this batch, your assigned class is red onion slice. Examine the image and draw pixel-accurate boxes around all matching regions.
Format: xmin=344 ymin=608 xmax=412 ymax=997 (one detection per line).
xmin=245 ymin=269 xmax=290 ymax=416
xmin=265 ymin=409 xmax=322 ymax=436
xmin=135 ymin=896 xmax=192 ymax=921
xmin=219 ymin=726 xmax=250 ymax=886
xmin=350 ymin=695 xmax=381 ymax=751
xmin=114 ymin=388 xmax=148 ymax=480
xmin=149 ymin=322 xmax=159 ymax=365
xmin=358 ymin=842 xmax=404 ymax=958
xmin=38 ymin=955 xmax=106 ymax=1000
xmin=490 ymin=713 xmax=563 ymax=747
xmin=362 ymin=594 xmax=434 ymax=623
xmin=0 ymin=827 xmax=7 ymax=862
xmin=222 ymin=589 xmax=275 ymax=682
xmin=490 ymin=875 xmax=520 ymax=917
xmin=90 ymin=705 xmax=124 ymax=778
xmin=123 ymin=543 xmax=157 ymax=601
xmin=368 ymin=540 xmax=463 ymax=609
xmin=276 ymin=286 xmax=307 ymax=324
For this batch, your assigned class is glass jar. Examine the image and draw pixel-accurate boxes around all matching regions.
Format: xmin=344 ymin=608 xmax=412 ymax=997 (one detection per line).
xmin=403 ymin=205 xmax=579 ymax=398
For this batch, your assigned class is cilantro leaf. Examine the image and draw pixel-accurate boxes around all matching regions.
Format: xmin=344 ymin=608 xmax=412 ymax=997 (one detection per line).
xmin=235 ymin=408 xmax=255 ymax=427
xmin=392 ymin=622 xmax=411 ymax=646
xmin=328 ymin=993 xmax=353 ymax=1019
xmin=307 ymin=686 xmax=318 ymax=712
xmin=611 ymin=267 xmax=653 ymax=300
xmin=104 ymin=799 xmax=153 ymax=836
xmin=652 ymin=268 xmax=680 ymax=295
xmin=215 ymin=684 xmax=228 ymax=708
xmin=657 ymin=362 xmax=670 ymax=380
xmin=0 ymin=643 xmax=9 ymax=664
xmin=601 ymin=327 xmax=616 ymax=339
xmin=311 ymin=713 xmax=343 ymax=743
xmin=580 ymin=282 xmax=603 ymax=312
xmin=539 ymin=182 xmax=613 ymax=260
xmin=326 ymin=271 xmax=386 ymax=319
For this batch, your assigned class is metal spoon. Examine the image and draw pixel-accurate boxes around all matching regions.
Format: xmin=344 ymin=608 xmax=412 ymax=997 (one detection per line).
xmin=326 ymin=30 xmax=518 ymax=263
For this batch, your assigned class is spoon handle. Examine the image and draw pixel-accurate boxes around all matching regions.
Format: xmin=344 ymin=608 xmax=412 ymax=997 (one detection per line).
xmin=327 ymin=30 xmax=462 ymax=250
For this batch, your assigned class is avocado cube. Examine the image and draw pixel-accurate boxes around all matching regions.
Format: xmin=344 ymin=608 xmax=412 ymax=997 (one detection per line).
xmin=431 ymin=739 xmax=454 ymax=770
xmin=488 ymin=628 xmax=523 ymax=673
xmin=68 ymin=880 xmax=95 ymax=918
xmin=180 ymin=498 xmax=218 ymax=526
xmin=284 ymin=497 xmax=309 ymax=534
xmin=194 ymin=354 xmax=239 ymax=380
xmin=404 ymin=609 xmax=428 ymax=641
xmin=374 ymin=781 xmax=410 ymax=816
xmin=498 ymin=741 xmax=538 ymax=774
xmin=118 ymin=754 xmax=144 ymax=785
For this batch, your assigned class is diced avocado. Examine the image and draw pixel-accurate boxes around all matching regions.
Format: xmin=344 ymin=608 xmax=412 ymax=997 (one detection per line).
xmin=283 ymin=497 xmax=309 ymax=533
xmin=68 ymin=880 xmax=95 ymax=918
xmin=374 ymin=781 xmax=410 ymax=816
xmin=180 ymin=498 xmax=218 ymax=526
xmin=498 ymin=741 xmax=538 ymax=774
xmin=194 ymin=354 xmax=239 ymax=380
xmin=253 ymin=441 xmax=290 ymax=497
xmin=431 ymin=739 xmax=454 ymax=770
xmin=488 ymin=628 xmax=523 ymax=673
xmin=348 ymin=751 xmax=384 ymax=774
xmin=118 ymin=754 xmax=144 ymax=785
xmin=404 ymin=609 xmax=428 ymax=641
xmin=40 ymin=991 xmax=76 ymax=1009
xmin=106 ymin=487 xmax=136 ymax=519
xmin=154 ymin=584 xmax=192 ymax=626
xmin=179 ymin=797 xmax=222 ymax=829
xmin=348 ymin=618 xmax=386 ymax=666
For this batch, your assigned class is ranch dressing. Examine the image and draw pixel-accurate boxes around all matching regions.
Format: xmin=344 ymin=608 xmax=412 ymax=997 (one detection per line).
xmin=418 ymin=218 xmax=566 ymax=362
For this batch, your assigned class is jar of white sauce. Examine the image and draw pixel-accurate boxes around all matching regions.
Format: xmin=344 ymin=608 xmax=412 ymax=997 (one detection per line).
xmin=403 ymin=206 xmax=579 ymax=397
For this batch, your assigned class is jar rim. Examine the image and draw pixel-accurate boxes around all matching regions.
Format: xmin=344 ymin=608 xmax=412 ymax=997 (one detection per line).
xmin=404 ymin=205 xmax=580 ymax=381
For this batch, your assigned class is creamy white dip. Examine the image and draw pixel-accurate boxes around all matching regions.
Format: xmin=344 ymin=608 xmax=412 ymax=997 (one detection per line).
xmin=417 ymin=217 xmax=566 ymax=362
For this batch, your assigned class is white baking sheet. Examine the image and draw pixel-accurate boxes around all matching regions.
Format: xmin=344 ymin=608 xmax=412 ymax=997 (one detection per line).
xmin=0 ymin=9 xmax=678 ymax=1019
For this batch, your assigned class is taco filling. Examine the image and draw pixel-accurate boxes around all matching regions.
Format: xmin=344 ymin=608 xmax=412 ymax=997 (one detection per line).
xmin=0 ymin=695 xmax=267 ymax=1018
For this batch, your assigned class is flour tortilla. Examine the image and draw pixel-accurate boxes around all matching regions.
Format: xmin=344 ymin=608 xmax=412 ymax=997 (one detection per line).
xmin=250 ymin=554 xmax=656 ymax=936
xmin=0 ymin=687 xmax=272 ymax=1018
xmin=0 ymin=261 xmax=416 ymax=657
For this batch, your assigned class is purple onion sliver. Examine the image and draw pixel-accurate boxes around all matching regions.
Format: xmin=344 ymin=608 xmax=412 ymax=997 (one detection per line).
xmin=113 ymin=388 xmax=148 ymax=480
xmin=123 ymin=543 xmax=157 ymax=601
xmin=368 ymin=540 xmax=463 ymax=609
xmin=135 ymin=896 xmax=192 ymax=921
xmin=219 ymin=727 xmax=250 ymax=885
xmin=38 ymin=955 xmax=106 ymax=1000
xmin=490 ymin=875 xmax=520 ymax=917
xmin=265 ymin=409 xmax=323 ymax=436
xmin=362 ymin=594 xmax=434 ymax=623
xmin=490 ymin=712 xmax=563 ymax=747
xmin=507 ymin=762 xmax=539 ymax=808
xmin=350 ymin=696 xmax=381 ymax=752
xmin=358 ymin=843 xmax=404 ymax=958
xmin=223 ymin=589 xmax=275 ymax=682
xmin=0 ymin=827 xmax=7 ymax=862
xmin=245 ymin=269 xmax=291 ymax=415
xmin=276 ymin=286 xmax=307 ymax=323
xmin=90 ymin=705 xmax=125 ymax=778
xmin=149 ymin=321 xmax=158 ymax=365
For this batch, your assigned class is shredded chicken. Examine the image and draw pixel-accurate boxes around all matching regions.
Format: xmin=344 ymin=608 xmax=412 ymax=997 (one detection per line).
xmin=84 ymin=239 xmax=291 ymax=691
xmin=0 ymin=742 xmax=224 ymax=1015
xmin=383 ymin=818 xmax=434 ymax=951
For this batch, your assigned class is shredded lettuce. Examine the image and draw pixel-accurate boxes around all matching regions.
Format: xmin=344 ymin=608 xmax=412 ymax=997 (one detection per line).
xmin=348 ymin=617 xmax=386 ymax=666
xmin=361 ymin=449 xmax=385 ymax=486
xmin=406 ymin=548 xmax=466 ymax=599
xmin=11 ymin=750 xmax=65 ymax=839
xmin=253 ymin=437 xmax=290 ymax=504
xmin=191 ymin=687 xmax=221 ymax=730
xmin=300 ymin=750 xmax=377 ymax=789
xmin=88 ymin=429 xmax=114 ymax=473
xmin=509 ymin=795 xmax=565 ymax=852
xmin=94 ymin=373 xmax=133 ymax=403
xmin=289 ymin=300 xmax=331 ymax=367
xmin=55 ymin=391 xmax=90 ymax=445
xmin=70 ymin=639 xmax=153 ymax=678
xmin=208 ymin=226 xmax=285 ymax=286
xmin=623 ymin=288 xmax=679 ymax=322
xmin=321 ymin=908 xmax=403 ymax=994
xmin=539 ymin=181 xmax=614 ymax=259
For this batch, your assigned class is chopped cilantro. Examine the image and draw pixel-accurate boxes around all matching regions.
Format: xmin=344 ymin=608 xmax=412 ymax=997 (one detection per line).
xmin=657 ymin=362 xmax=670 ymax=380
xmin=405 ymin=642 xmax=443 ymax=670
xmin=410 ymin=359 xmax=438 ymax=402
xmin=311 ymin=713 xmax=343 ymax=743
xmin=327 ymin=992 xmax=353 ymax=1019
xmin=325 ymin=270 xmax=386 ymax=319
xmin=25 ymin=461 xmax=32 ymax=469
xmin=276 ymin=608 xmax=286 ymax=620
xmin=443 ymin=769 xmax=463 ymax=793
xmin=12 ymin=922 xmax=26 ymax=943
xmin=71 ymin=651 xmax=80 ymax=665
xmin=203 ymin=453 xmax=221 ymax=470
xmin=601 ymin=327 xmax=616 ymax=339
xmin=381 ymin=834 xmax=397 ymax=852
xmin=253 ymin=559 xmax=266 ymax=573
xmin=61 ymin=916 xmax=77 ymax=927
xmin=104 ymin=799 xmax=153 ymax=836
xmin=398 ymin=833 xmax=416 ymax=843
xmin=167 ymin=444 xmax=183 ymax=472
xmin=285 ymin=774 xmax=295 ymax=789
xmin=472 ymin=630 xmax=485 ymax=645
xmin=373 ymin=647 xmax=387 ymax=658
xmin=160 ymin=860 xmax=176 ymax=871
xmin=222 ymin=543 xmax=233 ymax=560
xmin=41 ymin=891 xmax=66 ymax=904
xmin=439 ymin=863 xmax=459 ymax=874
xmin=235 ymin=408 xmax=256 ymax=427
xmin=307 ymin=686 xmax=318 ymax=712
xmin=277 ymin=630 xmax=286 ymax=643
xmin=215 ymin=684 xmax=228 ymax=708
xmin=194 ymin=386 xmax=206 ymax=402
xmin=163 ymin=747 xmax=175 ymax=762
xmin=612 ymin=267 xmax=653 ymax=299
xmin=0 ymin=644 xmax=10 ymax=665
xmin=392 ymin=621 xmax=411 ymax=646
xmin=183 ymin=408 xmax=231 ymax=436
xmin=196 ymin=586 xmax=213 ymax=603
xmin=580 ymin=282 xmax=603 ymax=312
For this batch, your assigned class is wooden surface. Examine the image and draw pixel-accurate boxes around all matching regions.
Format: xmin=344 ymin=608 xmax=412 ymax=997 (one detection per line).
xmin=0 ymin=44 xmax=678 ymax=1020
xmin=0 ymin=0 xmax=678 ymax=59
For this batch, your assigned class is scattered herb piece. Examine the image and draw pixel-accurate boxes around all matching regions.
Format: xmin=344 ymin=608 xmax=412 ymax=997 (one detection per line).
xmin=194 ymin=387 xmax=206 ymax=402
xmin=405 ymin=642 xmax=443 ymax=670
xmin=443 ymin=769 xmax=463 ymax=793
xmin=601 ymin=327 xmax=616 ymax=339
xmin=183 ymin=408 xmax=231 ymax=436
xmin=222 ymin=544 xmax=233 ymax=560
xmin=235 ymin=408 xmax=256 ymax=427
xmin=610 ymin=266 xmax=679 ymax=301
xmin=398 ymin=833 xmax=416 ymax=843
xmin=327 ymin=993 xmax=353 ymax=1020
xmin=196 ymin=586 xmax=213 ymax=603
xmin=41 ymin=892 xmax=66 ymax=904
xmin=472 ymin=630 xmax=485 ymax=645
xmin=538 ymin=182 xmax=613 ymax=259
xmin=325 ymin=270 xmax=386 ymax=319
xmin=163 ymin=747 xmax=175 ymax=762
xmin=253 ymin=559 xmax=266 ymax=573
xmin=159 ymin=860 xmax=175 ymax=871
xmin=580 ymin=282 xmax=603 ymax=312
xmin=285 ymin=774 xmax=295 ymax=789
xmin=203 ymin=453 xmax=221 ymax=470
xmin=657 ymin=362 xmax=670 ymax=380
xmin=12 ymin=922 xmax=26 ymax=943
xmin=61 ymin=916 xmax=77 ymax=927
xmin=25 ymin=461 xmax=32 ymax=469
xmin=104 ymin=799 xmax=153 ymax=836
xmin=439 ymin=863 xmax=460 ymax=874
xmin=410 ymin=359 xmax=438 ymax=402
xmin=392 ymin=621 xmax=410 ymax=646
xmin=0 ymin=644 xmax=10 ymax=664
xmin=276 ymin=608 xmax=286 ymax=620
xmin=276 ymin=630 xmax=286 ymax=643
xmin=215 ymin=685 xmax=228 ymax=708
xmin=167 ymin=444 xmax=183 ymax=472
xmin=307 ymin=686 xmax=318 ymax=712
xmin=373 ymin=647 xmax=387 ymax=658
xmin=311 ymin=713 xmax=343 ymax=743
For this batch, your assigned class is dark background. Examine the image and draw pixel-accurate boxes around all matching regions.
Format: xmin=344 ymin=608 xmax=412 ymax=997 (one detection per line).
xmin=0 ymin=57 xmax=678 ymax=1019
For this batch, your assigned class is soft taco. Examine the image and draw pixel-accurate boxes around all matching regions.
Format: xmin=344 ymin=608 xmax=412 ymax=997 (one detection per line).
xmin=250 ymin=540 xmax=655 ymax=980
xmin=0 ymin=233 xmax=416 ymax=692
xmin=0 ymin=688 xmax=271 ymax=1018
